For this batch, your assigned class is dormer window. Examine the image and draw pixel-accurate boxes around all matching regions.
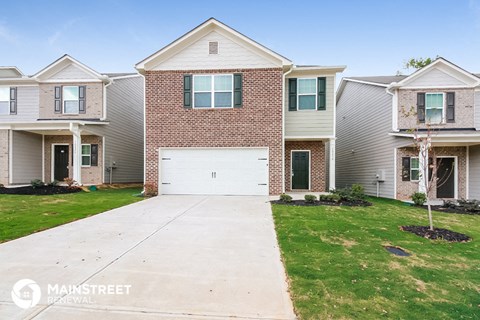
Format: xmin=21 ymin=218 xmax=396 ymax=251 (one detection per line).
xmin=209 ymin=41 xmax=218 ymax=54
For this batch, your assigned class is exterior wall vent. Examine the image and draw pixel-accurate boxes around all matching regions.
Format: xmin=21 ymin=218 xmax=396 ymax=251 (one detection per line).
xmin=209 ymin=41 xmax=218 ymax=55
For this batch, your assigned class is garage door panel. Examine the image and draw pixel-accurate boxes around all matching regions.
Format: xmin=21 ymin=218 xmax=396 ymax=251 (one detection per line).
xmin=160 ymin=148 xmax=269 ymax=195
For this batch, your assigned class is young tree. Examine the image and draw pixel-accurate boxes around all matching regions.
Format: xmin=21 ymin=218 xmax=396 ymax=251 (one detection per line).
xmin=404 ymin=56 xmax=439 ymax=70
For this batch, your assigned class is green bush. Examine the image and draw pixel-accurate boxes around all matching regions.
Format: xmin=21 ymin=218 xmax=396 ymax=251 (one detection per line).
xmin=332 ymin=184 xmax=367 ymax=202
xmin=304 ymin=194 xmax=317 ymax=203
xmin=47 ymin=180 xmax=59 ymax=187
xmin=456 ymin=199 xmax=480 ymax=213
xmin=279 ymin=193 xmax=293 ymax=203
xmin=320 ymin=193 xmax=341 ymax=203
xmin=30 ymin=179 xmax=45 ymax=189
xmin=411 ymin=192 xmax=427 ymax=206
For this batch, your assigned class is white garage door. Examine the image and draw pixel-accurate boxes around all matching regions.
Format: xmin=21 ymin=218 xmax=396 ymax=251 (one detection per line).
xmin=160 ymin=148 xmax=269 ymax=195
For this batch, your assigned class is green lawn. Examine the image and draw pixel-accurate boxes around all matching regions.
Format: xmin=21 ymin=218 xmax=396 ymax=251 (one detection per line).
xmin=0 ymin=187 xmax=143 ymax=243
xmin=272 ymin=198 xmax=480 ymax=320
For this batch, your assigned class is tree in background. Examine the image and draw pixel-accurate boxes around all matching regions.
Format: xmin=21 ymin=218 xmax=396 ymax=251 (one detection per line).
xmin=404 ymin=56 xmax=439 ymax=70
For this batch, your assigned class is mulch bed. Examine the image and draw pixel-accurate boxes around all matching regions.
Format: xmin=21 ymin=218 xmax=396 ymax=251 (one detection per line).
xmin=400 ymin=225 xmax=471 ymax=242
xmin=271 ymin=199 xmax=372 ymax=207
xmin=0 ymin=186 xmax=82 ymax=195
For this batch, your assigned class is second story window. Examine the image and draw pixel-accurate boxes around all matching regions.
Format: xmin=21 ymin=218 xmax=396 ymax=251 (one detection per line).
xmin=0 ymin=87 xmax=9 ymax=114
xmin=425 ymin=93 xmax=444 ymax=124
xmin=56 ymin=85 xmax=86 ymax=114
xmin=298 ymin=79 xmax=317 ymax=110
xmin=193 ymin=75 xmax=233 ymax=108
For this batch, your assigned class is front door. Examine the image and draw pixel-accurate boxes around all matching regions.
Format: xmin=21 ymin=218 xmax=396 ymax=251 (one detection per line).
xmin=54 ymin=145 xmax=69 ymax=181
xmin=292 ymin=151 xmax=309 ymax=189
xmin=436 ymin=157 xmax=455 ymax=198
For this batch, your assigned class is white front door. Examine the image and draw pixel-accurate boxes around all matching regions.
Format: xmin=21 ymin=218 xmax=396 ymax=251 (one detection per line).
xmin=159 ymin=148 xmax=269 ymax=195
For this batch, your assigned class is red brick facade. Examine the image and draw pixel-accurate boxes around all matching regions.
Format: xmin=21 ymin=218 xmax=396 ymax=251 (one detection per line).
xmin=285 ymin=141 xmax=326 ymax=192
xmin=144 ymin=68 xmax=284 ymax=194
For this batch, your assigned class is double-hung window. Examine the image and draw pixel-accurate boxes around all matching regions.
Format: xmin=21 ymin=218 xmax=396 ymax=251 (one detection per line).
xmin=425 ymin=93 xmax=444 ymax=124
xmin=297 ymin=78 xmax=317 ymax=110
xmin=81 ymin=144 xmax=91 ymax=167
xmin=0 ymin=87 xmax=9 ymax=115
xmin=410 ymin=157 xmax=420 ymax=181
xmin=193 ymin=75 xmax=233 ymax=108
xmin=63 ymin=86 xmax=80 ymax=114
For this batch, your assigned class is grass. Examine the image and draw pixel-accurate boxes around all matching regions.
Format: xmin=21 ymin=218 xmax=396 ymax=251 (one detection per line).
xmin=272 ymin=197 xmax=480 ymax=319
xmin=0 ymin=187 xmax=143 ymax=243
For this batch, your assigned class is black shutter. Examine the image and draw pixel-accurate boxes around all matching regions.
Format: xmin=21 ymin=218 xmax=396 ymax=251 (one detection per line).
xmin=446 ymin=92 xmax=455 ymax=123
xmin=402 ymin=157 xmax=411 ymax=181
xmin=288 ymin=78 xmax=297 ymax=111
xmin=9 ymin=87 xmax=17 ymax=115
xmin=417 ymin=92 xmax=425 ymax=123
xmin=91 ymin=144 xmax=98 ymax=166
xmin=79 ymin=86 xmax=86 ymax=114
xmin=183 ymin=74 xmax=192 ymax=108
xmin=54 ymin=86 xmax=62 ymax=113
xmin=317 ymin=77 xmax=326 ymax=110
xmin=233 ymin=73 xmax=242 ymax=108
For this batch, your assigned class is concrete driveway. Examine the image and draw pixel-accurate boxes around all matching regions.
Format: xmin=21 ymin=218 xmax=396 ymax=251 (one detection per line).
xmin=0 ymin=196 xmax=296 ymax=320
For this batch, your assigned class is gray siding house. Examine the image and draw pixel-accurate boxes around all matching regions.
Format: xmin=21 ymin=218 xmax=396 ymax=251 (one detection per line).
xmin=0 ymin=55 xmax=144 ymax=186
xmin=336 ymin=58 xmax=480 ymax=200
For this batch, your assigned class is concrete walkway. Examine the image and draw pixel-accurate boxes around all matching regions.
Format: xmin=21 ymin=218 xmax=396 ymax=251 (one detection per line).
xmin=0 ymin=196 xmax=295 ymax=320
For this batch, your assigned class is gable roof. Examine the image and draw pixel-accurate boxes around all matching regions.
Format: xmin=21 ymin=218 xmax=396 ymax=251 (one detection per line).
xmin=347 ymin=75 xmax=407 ymax=85
xmin=33 ymin=54 xmax=109 ymax=82
xmin=135 ymin=18 xmax=293 ymax=72
xmin=388 ymin=57 xmax=480 ymax=89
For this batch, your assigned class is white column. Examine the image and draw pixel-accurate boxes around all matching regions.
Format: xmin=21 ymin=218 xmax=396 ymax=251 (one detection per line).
xmin=329 ymin=138 xmax=336 ymax=191
xmin=70 ymin=123 xmax=82 ymax=185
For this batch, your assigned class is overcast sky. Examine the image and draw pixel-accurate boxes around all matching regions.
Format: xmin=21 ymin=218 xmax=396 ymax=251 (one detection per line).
xmin=1 ymin=0 xmax=479 ymax=80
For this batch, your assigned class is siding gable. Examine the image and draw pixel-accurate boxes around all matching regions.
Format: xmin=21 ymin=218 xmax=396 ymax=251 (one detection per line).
xmin=153 ymin=30 xmax=279 ymax=70
xmin=405 ymin=67 xmax=470 ymax=88
xmin=50 ymin=64 xmax=99 ymax=80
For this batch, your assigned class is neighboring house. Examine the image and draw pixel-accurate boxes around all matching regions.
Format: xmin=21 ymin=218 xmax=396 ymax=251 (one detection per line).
xmin=136 ymin=18 xmax=345 ymax=195
xmin=0 ymin=55 xmax=144 ymax=186
xmin=336 ymin=58 xmax=480 ymax=200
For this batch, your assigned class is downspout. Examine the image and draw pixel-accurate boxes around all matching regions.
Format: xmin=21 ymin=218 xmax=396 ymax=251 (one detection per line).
xmin=101 ymin=78 xmax=113 ymax=121
xmin=282 ymin=65 xmax=294 ymax=194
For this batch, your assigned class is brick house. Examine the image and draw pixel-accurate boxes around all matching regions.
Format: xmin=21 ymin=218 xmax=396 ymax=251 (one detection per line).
xmin=136 ymin=18 xmax=345 ymax=195
xmin=336 ymin=58 xmax=480 ymax=200
xmin=0 ymin=55 xmax=144 ymax=186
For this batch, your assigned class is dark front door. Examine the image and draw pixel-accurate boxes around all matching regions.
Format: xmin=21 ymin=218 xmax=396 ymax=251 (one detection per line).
xmin=437 ymin=157 xmax=455 ymax=198
xmin=292 ymin=151 xmax=309 ymax=189
xmin=54 ymin=145 xmax=69 ymax=181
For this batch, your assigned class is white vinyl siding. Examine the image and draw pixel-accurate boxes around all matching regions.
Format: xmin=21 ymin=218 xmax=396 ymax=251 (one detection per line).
xmin=11 ymin=131 xmax=42 ymax=184
xmin=0 ymin=86 xmax=39 ymax=122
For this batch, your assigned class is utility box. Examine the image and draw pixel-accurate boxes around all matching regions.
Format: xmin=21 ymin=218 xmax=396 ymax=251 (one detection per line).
xmin=376 ymin=169 xmax=386 ymax=182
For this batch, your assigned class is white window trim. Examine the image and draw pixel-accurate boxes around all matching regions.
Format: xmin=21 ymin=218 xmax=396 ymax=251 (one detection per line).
xmin=297 ymin=78 xmax=317 ymax=111
xmin=192 ymin=74 xmax=234 ymax=109
xmin=410 ymin=156 xmax=420 ymax=182
xmin=63 ymin=85 xmax=80 ymax=115
xmin=290 ymin=150 xmax=311 ymax=190
xmin=0 ymin=86 xmax=10 ymax=115
xmin=81 ymin=143 xmax=91 ymax=167
xmin=425 ymin=92 xmax=445 ymax=124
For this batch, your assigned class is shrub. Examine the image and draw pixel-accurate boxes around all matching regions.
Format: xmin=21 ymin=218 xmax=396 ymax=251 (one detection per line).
xmin=63 ymin=178 xmax=76 ymax=188
xmin=144 ymin=183 xmax=158 ymax=197
xmin=456 ymin=199 xmax=480 ymax=213
xmin=411 ymin=192 xmax=427 ymax=206
xmin=279 ymin=193 xmax=293 ymax=203
xmin=47 ymin=180 xmax=59 ymax=187
xmin=320 ymin=193 xmax=341 ymax=203
xmin=304 ymin=194 xmax=317 ymax=203
xmin=332 ymin=184 xmax=367 ymax=202
xmin=30 ymin=179 xmax=45 ymax=189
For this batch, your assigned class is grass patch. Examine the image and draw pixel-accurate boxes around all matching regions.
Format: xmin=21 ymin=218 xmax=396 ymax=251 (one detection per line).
xmin=272 ymin=197 xmax=480 ymax=319
xmin=0 ymin=187 xmax=143 ymax=243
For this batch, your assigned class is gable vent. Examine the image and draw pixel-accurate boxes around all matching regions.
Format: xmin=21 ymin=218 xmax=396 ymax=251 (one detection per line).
xmin=209 ymin=41 xmax=218 ymax=54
